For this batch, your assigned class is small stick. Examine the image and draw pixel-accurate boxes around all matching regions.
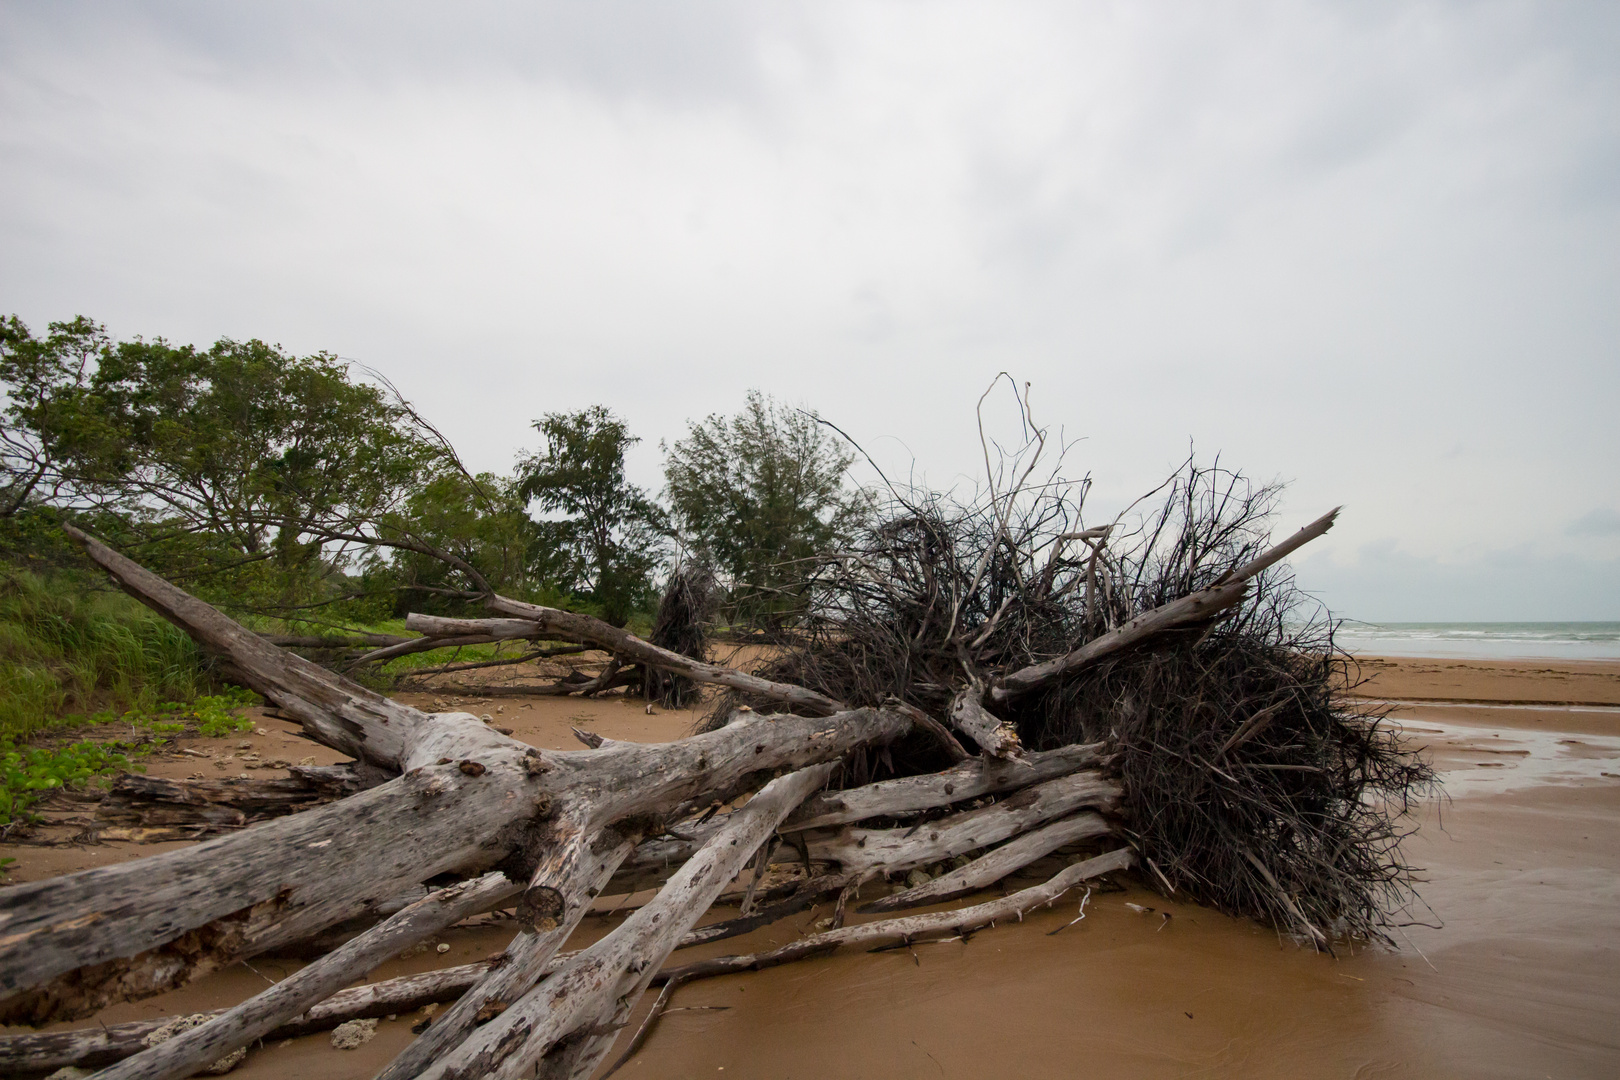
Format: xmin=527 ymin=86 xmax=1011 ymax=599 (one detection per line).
xmin=598 ymin=976 xmax=685 ymax=1080
xmin=738 ymin=838 xmax=777 ymax=918
xmin=1045 ymin=887 xmax=1091 ymax=936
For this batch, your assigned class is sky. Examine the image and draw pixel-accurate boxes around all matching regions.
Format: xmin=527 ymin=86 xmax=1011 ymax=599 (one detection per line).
xmin=1 ymin=1 xmax=1616 ymax=621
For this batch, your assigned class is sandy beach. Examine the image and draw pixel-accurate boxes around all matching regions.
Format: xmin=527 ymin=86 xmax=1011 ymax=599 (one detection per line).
xmin=4 ymin=654 xmax=1617 ymax=1078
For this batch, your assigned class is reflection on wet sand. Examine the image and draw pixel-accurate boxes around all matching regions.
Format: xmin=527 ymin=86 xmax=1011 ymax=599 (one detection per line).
xmin=4 ymin=656 xmax=1616 ymax=1078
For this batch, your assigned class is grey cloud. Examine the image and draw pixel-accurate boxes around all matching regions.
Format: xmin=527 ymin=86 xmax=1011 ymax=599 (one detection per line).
xmin=0 ymin=1 xmax=781 ymax=105
xmin=2 ymin=1 xmax=1617 ymax=619
xmin=1570 ymin=508 xmax=1620 ymax=537
xmin=1295 ymin=542 xmax=1620 ymax=622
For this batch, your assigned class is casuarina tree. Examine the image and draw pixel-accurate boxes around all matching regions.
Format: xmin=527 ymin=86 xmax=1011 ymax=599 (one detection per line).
xmin=663 ymin=390 xmax=862 ymax=624
xmin=516 ymin=406 xmax=665 ymax=626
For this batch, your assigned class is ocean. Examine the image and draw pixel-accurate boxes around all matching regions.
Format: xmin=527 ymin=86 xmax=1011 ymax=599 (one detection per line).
xmin=1334 ymin=621 xmax=1620 ymax=660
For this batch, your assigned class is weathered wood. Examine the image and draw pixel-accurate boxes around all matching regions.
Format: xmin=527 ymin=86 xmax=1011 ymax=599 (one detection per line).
xmin=264 ymin=632 xmax=410 ymax=649
xmin=393 ymin=645 xmax=589 ymax=678
xmin=416 ymin=765 xmax=837 ymax=1080
xmin=803 ymin=770 xmax=1121 ymax=878
xmin=92 ymin=768 xmax=366 ymax=831
xmin=354 ymin=632 xmax=516 ymax=665
xmin=783 ymin=741 xmax=1107 ymax=831
xmin=672 ymin=874 xmax=852 ymax=950
xmin=545 ymin=706 xmax=911 ymax=829
xmin=0 ymin=962 xmax=498 ymax=1074
xmin=0 ymin=703 xmax=910 ymax=1024
xmin=948 ymin=685 xmax=1023 ymax=758
xmin=992 ymin=508 xmax=1339 ymax=702
xmin=18 ymin=530 xmax=1169 ymax=1080
xmin=404 ymin=615 xmax=561 ymax=640
xmin=860 ymin=811 xmax=1113 ymax=912
xmin=654 ymin=847 xmax=1136 ymax=985
xmin=604 ymin=744 xmax=1113 ymax=895
xmin=0 ymin=759 xmax=538 ymax=1024
xmin=93 ymin=873 xmax=518 ymax=1080
xmin=63 ymin=524 xmax=429 ymax=768
xmin=375 ymin=827 xmax=636 ymax=1080
xmin=481 ymin=596 xmax=847 ymax=715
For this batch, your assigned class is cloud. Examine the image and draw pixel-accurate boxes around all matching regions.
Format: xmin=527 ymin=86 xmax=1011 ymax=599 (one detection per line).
xmin=1 ymin=1 xmax=1617 ymax=618
xmin=1294 ymin=541 xmax=1620 ymax=622
xmin=1570 ymin=508 xmax=1620 ymax=537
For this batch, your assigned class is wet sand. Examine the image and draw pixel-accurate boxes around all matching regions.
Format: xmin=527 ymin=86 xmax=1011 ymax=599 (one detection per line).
xmin=4 ymin=656 xmax=1618 ymax=1078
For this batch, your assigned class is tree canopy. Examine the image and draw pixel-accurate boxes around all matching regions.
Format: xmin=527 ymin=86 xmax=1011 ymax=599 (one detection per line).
xmin=663 ymin=391 xmax=862 ymax=617
xmin=5 ymin=315 xmax=864 ymax=634
xmin=515 ymin=406 xmax=666 ymax=626
xmin=0 ymin=315 xmax=452 ymax=610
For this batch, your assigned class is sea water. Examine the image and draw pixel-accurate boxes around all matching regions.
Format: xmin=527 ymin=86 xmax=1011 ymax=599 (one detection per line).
xmin=1334 ymin=621 xmax=1620 ymax=660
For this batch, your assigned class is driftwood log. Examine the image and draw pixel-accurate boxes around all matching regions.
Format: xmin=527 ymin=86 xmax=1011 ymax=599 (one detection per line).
xmin=0 ymin=509 xmax=1343 ymax=1077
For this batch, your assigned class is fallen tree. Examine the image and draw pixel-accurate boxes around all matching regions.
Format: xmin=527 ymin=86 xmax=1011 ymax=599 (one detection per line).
xmin=0 ymin=446 xmax=1430 ymax=1076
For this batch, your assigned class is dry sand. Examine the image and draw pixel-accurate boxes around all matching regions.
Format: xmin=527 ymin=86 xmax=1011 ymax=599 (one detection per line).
xmin=4 ymin=655 xmax=1618 ymax=1079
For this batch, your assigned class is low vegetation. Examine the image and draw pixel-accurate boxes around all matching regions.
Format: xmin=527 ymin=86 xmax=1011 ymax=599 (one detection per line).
xmin=0 ymin=567 xmax=209 ymax=742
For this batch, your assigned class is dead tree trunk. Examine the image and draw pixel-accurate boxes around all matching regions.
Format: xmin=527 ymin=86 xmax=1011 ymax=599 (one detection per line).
xmin=0 ymin=510 xmax=1354 ymax=1077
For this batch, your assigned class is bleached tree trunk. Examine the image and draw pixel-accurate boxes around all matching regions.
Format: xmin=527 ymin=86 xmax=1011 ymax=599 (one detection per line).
xmin=0 ymin=526 xmax=1154 ymax=1078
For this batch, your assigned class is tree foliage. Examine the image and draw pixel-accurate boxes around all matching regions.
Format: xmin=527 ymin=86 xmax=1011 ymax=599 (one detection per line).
xmin=0 ymin=315 xmax=449 ymax=611
xmin=516 ymin=406 xmax=666 ymax=626
xmin=369 ymin=469 xmax=541 ymax=615
xmin=663 ymin=391 xmax=862 ymax=619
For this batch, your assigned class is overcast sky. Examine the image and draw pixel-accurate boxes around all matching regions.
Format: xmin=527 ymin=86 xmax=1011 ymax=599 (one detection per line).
xmin=2 ymin=1 xmax=1616 ymax=620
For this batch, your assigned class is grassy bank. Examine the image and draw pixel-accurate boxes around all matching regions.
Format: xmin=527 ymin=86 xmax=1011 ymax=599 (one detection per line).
xmin=0 ymin=567 xmax=210 ymax=742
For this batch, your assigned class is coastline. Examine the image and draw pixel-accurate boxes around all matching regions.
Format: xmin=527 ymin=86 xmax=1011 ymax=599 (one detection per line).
xmin=3 ymin=655 xmax=1616 ymax=1078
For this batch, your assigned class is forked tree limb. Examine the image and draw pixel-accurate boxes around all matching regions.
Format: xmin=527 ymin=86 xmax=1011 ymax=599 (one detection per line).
xmin=375 ymin=828 xmax=637 ymax=1080
xmin=991 ymin=508 xmax=1339 ymax=702
xmin=416 ymin=764 xmax=839 ymax=1080
xmin=93 ymin=872 xmax=518 ymax=1080
xmin=355 ymin=615 xmax=581 ymax=666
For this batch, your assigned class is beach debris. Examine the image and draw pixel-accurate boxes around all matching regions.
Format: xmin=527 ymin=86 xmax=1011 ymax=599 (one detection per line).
xmin=142 ymin=1014 xmax=247 ymax=1073
xmin=0 ymin=451 xmax=1431 ymax=1080
xmin=1046 ymin=886 xmax=1092 ymax=936
xmin=330 ymin=1018 xmax=378 ymax=1050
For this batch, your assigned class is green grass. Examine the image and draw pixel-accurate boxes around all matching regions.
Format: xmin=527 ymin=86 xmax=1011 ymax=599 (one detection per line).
xmin=0 ymin=567 xmax=211 ymax=742
xmin=0 ymin=687 xmax=259 ymax=830
xmin=0 ymin=569 xmax=261 ymax=839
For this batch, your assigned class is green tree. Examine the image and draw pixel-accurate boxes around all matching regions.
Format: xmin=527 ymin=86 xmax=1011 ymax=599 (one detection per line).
xmin=663 ymin=391 xmax=862 ymax=618
xmin=516 ymin=406 xmax=666 ymax=626
xmin=0 ymin=315 xmax=106 ymax=520
xmin=0 ymin=315 xmax=449 ymax=610
xmin=373 ymin=468 xmax=541 ymax=615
